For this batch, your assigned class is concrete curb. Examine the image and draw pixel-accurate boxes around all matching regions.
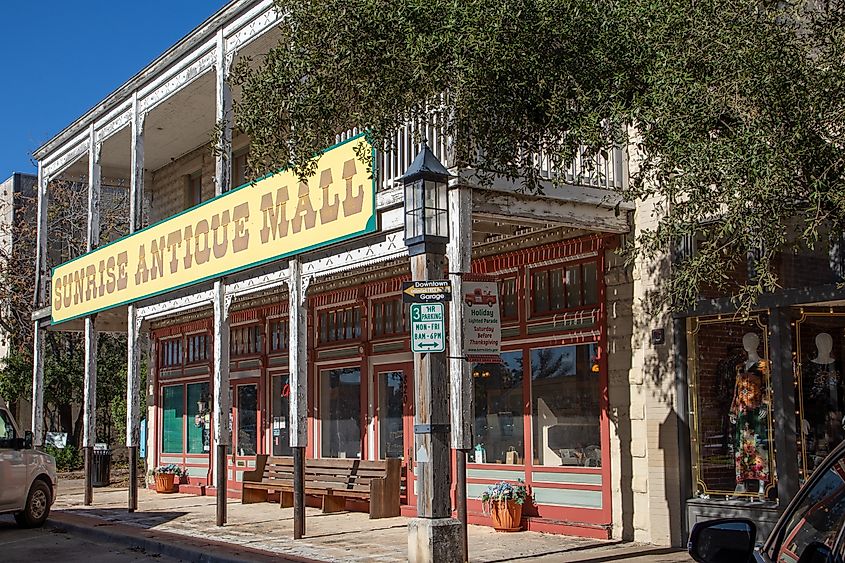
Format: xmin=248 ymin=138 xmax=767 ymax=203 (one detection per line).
xmin=48 ymin=511 xmax=321 ymax=563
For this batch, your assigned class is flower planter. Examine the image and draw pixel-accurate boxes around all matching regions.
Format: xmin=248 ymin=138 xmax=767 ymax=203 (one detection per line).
xmin=154 ymin=473 xmax=176 ymax=493
xmin=489 ymin=499 xmax=523 ymax=532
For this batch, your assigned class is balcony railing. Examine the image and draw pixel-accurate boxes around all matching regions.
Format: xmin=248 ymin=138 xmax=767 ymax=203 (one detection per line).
xmin=336 ymin=121 xmax=625 ymax=192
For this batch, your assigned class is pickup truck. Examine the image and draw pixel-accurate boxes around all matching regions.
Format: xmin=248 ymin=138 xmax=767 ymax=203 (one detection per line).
xmin=0 ymin=397 xmax=58 ymax=527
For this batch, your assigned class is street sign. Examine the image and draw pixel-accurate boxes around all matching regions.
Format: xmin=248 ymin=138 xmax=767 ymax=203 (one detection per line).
xmin=410 ymin=302 xmax=446 ymax=353
xmin=402 ymin=280 xmax=452 ymax=303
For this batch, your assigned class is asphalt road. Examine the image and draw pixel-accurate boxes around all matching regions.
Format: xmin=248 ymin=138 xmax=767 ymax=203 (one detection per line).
xmin=0 ymin=514 xmax=185 ymax=563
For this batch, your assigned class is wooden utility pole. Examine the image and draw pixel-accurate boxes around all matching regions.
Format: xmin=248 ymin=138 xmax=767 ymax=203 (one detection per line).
xmin=408 ymin=251 xmax=461 ymax=563
xmin=288 ymin=257 xmax=309 ymax=539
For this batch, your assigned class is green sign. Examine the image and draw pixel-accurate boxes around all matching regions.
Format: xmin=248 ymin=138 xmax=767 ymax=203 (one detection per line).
xmin=410 ymin=302 xmax=446 ymax=353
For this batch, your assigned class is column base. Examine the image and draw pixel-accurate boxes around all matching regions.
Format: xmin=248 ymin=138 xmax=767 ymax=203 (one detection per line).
xmin=408 ymin=517 xmax=463 ymax=563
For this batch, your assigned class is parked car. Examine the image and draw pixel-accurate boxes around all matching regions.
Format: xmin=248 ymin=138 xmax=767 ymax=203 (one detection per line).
xmin=689 ymin=438 xmax=845 ymax=562
xmin=0 ymin=397 xmax=58 ymax=527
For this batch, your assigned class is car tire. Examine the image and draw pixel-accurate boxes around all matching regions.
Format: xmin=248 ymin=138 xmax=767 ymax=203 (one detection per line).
xmin=14 ymin=480 xmax=51 ymax=528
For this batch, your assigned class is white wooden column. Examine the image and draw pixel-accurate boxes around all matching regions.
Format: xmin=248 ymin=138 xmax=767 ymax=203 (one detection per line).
xmin=126 ymin=92 xmax=145 ymax=512
xmin=83 ymin=123 xmax=102 ymax=506
xmin=215 ymin=27 xmax=232 ymax=195
xmin=213 ymin=28 xmax=233 ymax=525
xmin=447 ymin=186 xmax=472 ymax=449
xmin=288 ymin=256 xmax=309 ymax=539
xmin=212 ymin=280 xmax=231 ymax=525
xmin=447 ymin=185 xmax=472 ymax=563
xmin=31 ymin=161 xmax=48 ymax=446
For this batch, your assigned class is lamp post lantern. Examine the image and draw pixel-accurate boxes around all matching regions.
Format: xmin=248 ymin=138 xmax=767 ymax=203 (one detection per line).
xmin=403 ymin=142 xmax=462 ymax=563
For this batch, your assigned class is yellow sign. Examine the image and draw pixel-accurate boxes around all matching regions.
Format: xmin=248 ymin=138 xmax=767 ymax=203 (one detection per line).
xmin=51 ymin=135 xmax=376 ymax=324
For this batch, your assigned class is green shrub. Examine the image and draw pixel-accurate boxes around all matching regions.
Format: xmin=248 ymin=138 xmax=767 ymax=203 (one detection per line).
xmin=44 ymin=444 xmax=83 ymax=472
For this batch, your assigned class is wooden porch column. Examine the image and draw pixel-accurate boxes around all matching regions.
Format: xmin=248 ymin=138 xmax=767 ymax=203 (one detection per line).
xmin=126 ymin=91 xmax=145 ymax=513
xmin=288 ymin=256 xmax=309 ymax=539
xmin=213 ymin=281 xmax=231 ymax=526
xmin=447 ymin=185 xmax=472 ymax=563
xmin=31 ymin=161 xmax=48 ymax=447
xmin=213 ymin=27 xmax=234 ymax=527
xmin=83 ymin=123 xmax=102 ymax=506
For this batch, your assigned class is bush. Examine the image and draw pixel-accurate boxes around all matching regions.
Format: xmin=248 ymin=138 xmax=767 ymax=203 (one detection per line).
xmin=44 ymin=444 xmax=83 ymax=472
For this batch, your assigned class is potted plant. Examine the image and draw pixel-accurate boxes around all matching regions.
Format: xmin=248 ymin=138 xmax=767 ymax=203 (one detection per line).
xmin=152 ymin=464 xmax=185 ymax=493
xmin=480 ymin=479 xmax=530 ymax=532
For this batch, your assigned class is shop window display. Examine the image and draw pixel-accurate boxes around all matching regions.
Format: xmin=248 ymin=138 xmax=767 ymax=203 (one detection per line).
xmin=795 ymin=313 xmax=845 ymax=480
xmin=531 ymin=344 xmax=601 ymax=467
xmin=689 ymin=316 xmax=776 ymax=500
xmin=320 ymin=367 xmax=362 ymax=458
xmin=472 ymin=352 xmax=524 ymax=464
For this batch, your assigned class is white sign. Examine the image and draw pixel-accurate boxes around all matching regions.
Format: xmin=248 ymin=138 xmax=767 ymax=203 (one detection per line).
xmin=410 ymin=302 xmax=446 ymax=353
xmin=45 ymin=432 xmax=67 ymax=449
xmin=462 ymin=277 xmax=502 ymax=362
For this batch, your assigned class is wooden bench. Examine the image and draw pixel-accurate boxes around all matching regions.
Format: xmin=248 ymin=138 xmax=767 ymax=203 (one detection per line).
xmin=241 ymin=456 xmax=402 ymax=519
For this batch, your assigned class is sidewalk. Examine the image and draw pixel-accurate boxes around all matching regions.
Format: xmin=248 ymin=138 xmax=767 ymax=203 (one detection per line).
xmin=52 ymin=480 xmax=691 ymax=562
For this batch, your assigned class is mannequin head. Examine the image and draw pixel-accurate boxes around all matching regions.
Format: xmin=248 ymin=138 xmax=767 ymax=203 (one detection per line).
xmin=813 ymin=332 xmax=834 ymax=364
xmin=742 ymin=332 xmax=760 ymax=355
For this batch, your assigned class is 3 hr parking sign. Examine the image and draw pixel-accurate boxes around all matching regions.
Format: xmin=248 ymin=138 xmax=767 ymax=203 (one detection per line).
xmin=410 ymin=302 xmax=446 ymax=353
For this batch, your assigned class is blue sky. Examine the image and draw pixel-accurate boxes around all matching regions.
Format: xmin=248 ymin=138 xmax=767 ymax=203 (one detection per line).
xmin=0 ymin=1 xmax=229 ymax=181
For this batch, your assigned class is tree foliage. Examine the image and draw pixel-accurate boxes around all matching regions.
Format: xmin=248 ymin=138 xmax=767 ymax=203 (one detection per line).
xmin=0 ymin=179 xmax=134 ymax=447
xmin=232 ymin=0 xmax=845 ymax=310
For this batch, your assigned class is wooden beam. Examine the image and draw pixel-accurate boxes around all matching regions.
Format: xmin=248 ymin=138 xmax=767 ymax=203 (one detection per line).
xmin=215 ymin=27 xmax=232 ymax=197
xmin=448 ymin=187 xmax=473 ymax=450
xmin=30 ymin=321 xmax=45 ymax=447
xmin=471 ymin=188 xmax=630 ymax=234
xmin=31 ymin=160 xmax=48 ymax=447
xmin=212 ymin=280 xmax=231 ymax=526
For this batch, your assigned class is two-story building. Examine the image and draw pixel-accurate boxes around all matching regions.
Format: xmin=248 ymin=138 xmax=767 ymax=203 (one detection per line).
xmin=30 ymin=0 xmax=688 ymax=546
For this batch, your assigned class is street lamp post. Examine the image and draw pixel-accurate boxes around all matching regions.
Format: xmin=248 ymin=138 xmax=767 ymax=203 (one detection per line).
xmin=403 ymin=142 xmax=462 ymax=563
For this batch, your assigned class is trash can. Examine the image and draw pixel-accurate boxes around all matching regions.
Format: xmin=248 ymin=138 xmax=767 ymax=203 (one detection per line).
xmin=92 ymin=448 xmax=112 ymax=487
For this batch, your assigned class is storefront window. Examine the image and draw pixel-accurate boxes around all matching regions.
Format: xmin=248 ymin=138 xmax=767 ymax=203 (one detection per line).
xmin=319 ymin=306 xmax=363 ymax=343
xmin=472 ymin=352 xmax=524 ymax=464
xmin=689 ymin=316 xmax=776 ymax=500
xmin=162 ymin=385 xmax=184 ymax=453
xmin=795 ymin=313 xmax=845 ymax=480
xmin=231 ymin=324 xmax=262 ymax=356
xmin=269 ymin=319 xmax=288 ymax=353
xmin=271 ymin=375 xmax=292 ymax=456
xmin=236 ymin=384 xmax=258 ymax=456
xmin=186 ymin=382 xmax=210 ymax=454
xmin=500 ymin=277 xmax=518 ymax=320
xmin=186 ymin=333 xmax=209 ymax=364
xmin=531 ymin=261 xmax=599 ymax=315
xmin=377 ymin=370 xmax=406 ymax=459
xmin=531 ymin=344 xmax=601 ymax=467
xmin=320 ymin=367 xmax=361 ymax=458
xmin=161 ymin=338 xmax=182 ymax=368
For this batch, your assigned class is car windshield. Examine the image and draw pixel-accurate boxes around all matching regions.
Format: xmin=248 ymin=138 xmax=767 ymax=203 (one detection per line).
xmin=0 ymin=410 xmax=17 ymax=444
xmin=772 ymin=458 xmax=845 ymax=561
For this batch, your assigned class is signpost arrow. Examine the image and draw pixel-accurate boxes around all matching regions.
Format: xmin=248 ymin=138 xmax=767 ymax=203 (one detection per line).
xmin=402 ymin=280 xmax=452 ymax=303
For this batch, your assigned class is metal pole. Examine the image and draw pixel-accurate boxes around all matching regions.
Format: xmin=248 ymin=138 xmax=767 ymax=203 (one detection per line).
xmin=128 ymin=446 xmax=138 ymax=512
xmin=216 ymin=444 xmax=227 ymax=526
xmin=294 ymin=447 xmax=305 ymax=538
xmin=84 ymin=447 xmax=93 ymax=505
xmin=456 ymin=449 xmax=468 ymax=563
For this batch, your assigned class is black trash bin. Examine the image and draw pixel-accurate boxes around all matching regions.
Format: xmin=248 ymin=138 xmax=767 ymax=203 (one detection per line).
xmin=92 ymin=448 xmax=112 ymax=487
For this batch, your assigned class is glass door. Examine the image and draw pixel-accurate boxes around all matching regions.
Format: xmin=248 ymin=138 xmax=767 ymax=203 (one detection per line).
xmin=229 ymin=382 xmax=259 ymax=490
xmin=373 ymin=363 xmax=414 ymax=505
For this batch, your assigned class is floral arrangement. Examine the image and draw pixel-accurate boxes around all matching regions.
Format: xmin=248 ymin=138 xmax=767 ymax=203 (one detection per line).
xmin=152 ymin=464 xmax=186 ymax=477
xmin=480 ymin=479 xmax=530 ymax=513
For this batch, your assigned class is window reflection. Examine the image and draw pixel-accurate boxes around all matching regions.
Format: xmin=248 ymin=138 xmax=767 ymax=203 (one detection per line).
xmin=320 ymin=367 xmax=361 ymax=458
xmin=531 ymin=344 xmax=601 ymax=467
xmin=236 ymin=384 xmax=258 ymax=456
xmin=472 ymin=352 xmax=524 ymax=464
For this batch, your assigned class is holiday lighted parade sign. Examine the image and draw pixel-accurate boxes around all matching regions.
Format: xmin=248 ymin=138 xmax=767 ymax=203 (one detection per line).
xmin=51 ymin=135 xmax=376 ymax=323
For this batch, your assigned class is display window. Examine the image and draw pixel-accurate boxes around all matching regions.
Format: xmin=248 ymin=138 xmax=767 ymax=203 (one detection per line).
xmin=688 ymin=315 xmax=776 ymax=500
xmin=271 ymin=374 xmax=292 ymax=456
xmin=531 ymin=343 xmax=601 ymax=467
xmin=795 ymin=312 xmax=845 ymax=481
xmin=320 ymin=366 xmax=362 ymax=458
xmin=471 ymin=351 xmax=525 ymax=464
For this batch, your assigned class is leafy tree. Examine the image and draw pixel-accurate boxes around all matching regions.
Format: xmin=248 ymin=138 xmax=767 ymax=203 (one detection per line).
xmin=0 ymin=179 xmax=134 ymax=447
xmin=232 ymin=0 xmax=845 ymax=310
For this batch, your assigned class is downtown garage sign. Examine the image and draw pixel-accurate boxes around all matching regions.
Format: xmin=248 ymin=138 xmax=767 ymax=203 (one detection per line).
xmin=50 ymin=135 xmax=376 ymax=323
